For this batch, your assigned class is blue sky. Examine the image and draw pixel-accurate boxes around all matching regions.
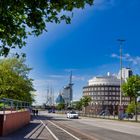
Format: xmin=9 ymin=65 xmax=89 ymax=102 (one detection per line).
xmin=17 ymin=0 xmax=140 ymax=105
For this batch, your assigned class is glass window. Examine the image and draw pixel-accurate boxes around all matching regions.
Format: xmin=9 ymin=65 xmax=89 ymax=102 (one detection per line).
xmin=105 ymin=87 xmax=108 ymax=90
xmin=105 ymin=97 xmax=108 ymax=100
xmin=101 ymin=92 xmax=104 ymax=95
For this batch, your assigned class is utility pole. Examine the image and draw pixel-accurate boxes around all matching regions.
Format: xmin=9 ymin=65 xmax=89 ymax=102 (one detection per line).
xmin=117 ymin=39 xmax=125 ymax=119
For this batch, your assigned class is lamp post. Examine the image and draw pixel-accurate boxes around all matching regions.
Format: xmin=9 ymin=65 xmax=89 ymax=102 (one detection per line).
xmin=117 ymin=39 xmax=125 ymax=119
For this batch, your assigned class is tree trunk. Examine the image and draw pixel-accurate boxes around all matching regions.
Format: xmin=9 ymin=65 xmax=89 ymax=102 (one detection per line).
xmin=135 ymin=97 xmax=138 ymax=122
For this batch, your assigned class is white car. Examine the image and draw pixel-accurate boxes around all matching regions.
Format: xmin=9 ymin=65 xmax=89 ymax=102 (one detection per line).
xmin=67 ymin=111 xmax=79 ymax=119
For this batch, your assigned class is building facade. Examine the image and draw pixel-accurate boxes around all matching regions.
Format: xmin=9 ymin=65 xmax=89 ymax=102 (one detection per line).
xmin=59 ymin=72 xmax=74 ymax=106
xmin=62 ymin=85 xmax=72 ymax=105
xmin=83 ymin=69 xmax=132 ymax=115
xmin=118 ymin=68 xmax=133 ymax=81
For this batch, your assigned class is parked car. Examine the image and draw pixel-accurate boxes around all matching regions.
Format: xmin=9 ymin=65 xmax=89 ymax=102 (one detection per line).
xmin=123 ymin=113 xmax=133 ymax=119
xmin=99 ymin=110 xmax=110 ymax=116
xmin=48 ymin=109 xmax=52 ymax=113
xmin=67 ymin=111 xmax=79 ymax=119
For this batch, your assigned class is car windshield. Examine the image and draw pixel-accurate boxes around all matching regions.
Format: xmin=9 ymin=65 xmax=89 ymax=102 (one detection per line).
xmin=70 ymin=111 xmax=77 ymax=114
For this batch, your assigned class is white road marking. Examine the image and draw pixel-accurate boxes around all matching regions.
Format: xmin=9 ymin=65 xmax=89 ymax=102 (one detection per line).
xmin=40 ymin=120 xmax=59 ymax=140
xmin=48 ymin=120 xmax=81 ymax=140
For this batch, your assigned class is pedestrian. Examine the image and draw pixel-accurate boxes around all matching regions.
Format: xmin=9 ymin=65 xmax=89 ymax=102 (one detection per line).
xmin=32 ymin=109 xmax=35 ymax=116
xmin=35 ymin=109 xmax=38 ymax=116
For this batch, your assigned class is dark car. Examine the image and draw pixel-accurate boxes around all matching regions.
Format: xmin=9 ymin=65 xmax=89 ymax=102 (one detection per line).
xmin=99 ymin=110 xmax=110 ymax=116
xmin=123 ymin=113 xmax=133 ymax=119
xmin=48 ymin=109 xmax=52 ymax=113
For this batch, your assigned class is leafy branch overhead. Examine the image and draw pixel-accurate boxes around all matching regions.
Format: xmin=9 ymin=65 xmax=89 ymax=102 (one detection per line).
xmin=0 ymin=0 xmax=93 ymax=56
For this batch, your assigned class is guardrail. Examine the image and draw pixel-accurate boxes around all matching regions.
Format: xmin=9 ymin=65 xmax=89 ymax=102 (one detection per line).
xmin=0 ymin=98 xmax=31 ymax=114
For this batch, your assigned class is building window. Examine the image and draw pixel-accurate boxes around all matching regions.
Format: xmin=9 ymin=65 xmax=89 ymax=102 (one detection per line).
xmin=112 ymin=92 xmax=115 ymax=95
xmin=100 ymin=92 xmax=103 ymax=95
xmin=101 ymin=87 xmax=104 ymax=90
xmin=105 ymin=97 xmax=108 ymax=100
xmin=105 ymin=87 xmax=108 ymax=90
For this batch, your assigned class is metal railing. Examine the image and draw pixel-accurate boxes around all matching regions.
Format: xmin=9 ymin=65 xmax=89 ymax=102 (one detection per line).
xmin=0 ymin=98 xmax=31 ymax=114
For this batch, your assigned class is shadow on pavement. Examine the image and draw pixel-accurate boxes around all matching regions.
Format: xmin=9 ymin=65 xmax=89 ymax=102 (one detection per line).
xmin=0 ymin=114 xmax=73 ymax=140
xmin=0 ymin=116 xmax=40 ymax=140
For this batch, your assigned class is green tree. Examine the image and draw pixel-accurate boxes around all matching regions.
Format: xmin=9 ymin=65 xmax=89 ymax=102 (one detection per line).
xmin=73 ymin=100 xmax=83 ymax=110
xmin=81 ymin=96 xmax=92 ymax=114
xmin=126 ymin=101 xmax=135 ymax=114
xmin=0 ymin=57 xmax=35 ymax=104
xmin=57 ymin=103 xmax=65 ymax=110
xmin=0 ymin=0 xmax=93 ymax=56
xmin=126 ymin=101 xmax=140 ymax=114
xmin=81 ymin=96 xmax=92 ymax=107
xmin=122 ymin=75 xmax=140 ymax=121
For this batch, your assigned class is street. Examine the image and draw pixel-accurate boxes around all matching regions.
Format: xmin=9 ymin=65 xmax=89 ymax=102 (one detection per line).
xmin=1 ymin=111 xmax=140 ymax=140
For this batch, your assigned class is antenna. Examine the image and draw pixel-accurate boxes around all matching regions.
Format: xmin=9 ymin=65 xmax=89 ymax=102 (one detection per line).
xmin=46 ymin=85 xmax=54 ymax=106
xmin=69 ymin=71 xmax=74 ymax=102
xmin=70 ymin=71 xmax=72 ymax=84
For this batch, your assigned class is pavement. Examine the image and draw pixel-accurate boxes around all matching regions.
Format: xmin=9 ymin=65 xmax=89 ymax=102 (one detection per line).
xmin=0 ymin=115 xmax=40 ymax=140
xmin=0 ymin=112 xmax=140 ymax=140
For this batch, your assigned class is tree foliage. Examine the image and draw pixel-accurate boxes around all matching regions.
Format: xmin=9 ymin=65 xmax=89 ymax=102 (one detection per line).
xmin=72 ymin=100 xmax=83 ymax=110
xmin=0 ymin=0 xmax=93 ymax=56
xmin=0 ymin=57 xmax=35 ymax=103
xmin=122 ymin=75 xmax=140 ymax=121
xmin=73 ymin=96 xmax=92 ymax=110
xmin=126 ymin=101 xmax=140 ymax=114
xmin=81 ymin=96 xmax=92 ymax=107
xmin=122 ymin=75 xmax=140 ymax=101
xmin=56 ymin=102 xmax=65 ymax=110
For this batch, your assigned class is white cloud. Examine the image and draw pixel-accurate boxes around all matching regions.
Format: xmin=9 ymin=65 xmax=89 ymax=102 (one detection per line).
xmin=72 ymin=75 xmax=85 ymax=81
xmin=47 ymin=75 xmax=66 ymax=79
xmin=111 ymin=53 xmax=140 ymax=65
xmin=111 ymin=53 xmax=120 ymax=59
xmin=32 ymin=73 xmax=88 ymax=105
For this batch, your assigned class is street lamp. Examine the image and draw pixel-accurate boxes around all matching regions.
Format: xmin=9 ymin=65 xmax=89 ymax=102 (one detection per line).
xmin=117 ymin=39 xmax=125 ymax=105
xmin=117 ymin=39 xmax=125 ymax=119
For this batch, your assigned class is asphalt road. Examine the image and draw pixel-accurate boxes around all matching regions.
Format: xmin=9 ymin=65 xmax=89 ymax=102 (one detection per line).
xmin=0 ymin=111 xmax=140 ymax=140
xmin=40 ymin=111 xmax=140 ymax=140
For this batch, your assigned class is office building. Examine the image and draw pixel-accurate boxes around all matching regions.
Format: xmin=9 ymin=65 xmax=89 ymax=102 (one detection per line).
xmin=83 ymin=69 xmax=132 ymax=114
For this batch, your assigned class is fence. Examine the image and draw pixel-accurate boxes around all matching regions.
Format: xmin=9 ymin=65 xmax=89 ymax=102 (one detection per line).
xmin=79 ymin=112 xmax=140 ymax=122
xmin=0 ymin=98 xmax=31 ymax=114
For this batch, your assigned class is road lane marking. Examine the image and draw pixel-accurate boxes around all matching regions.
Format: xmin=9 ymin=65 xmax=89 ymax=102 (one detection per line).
xmin=24 ymin=123 xmax=43 ymax=139
xmin=40 ymin=120 xmax=59 ymax=140
xmin=48 ymin=120 xmax=80 ymax=140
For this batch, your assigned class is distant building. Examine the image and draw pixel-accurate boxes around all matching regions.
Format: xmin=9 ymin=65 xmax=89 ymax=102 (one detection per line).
xmin=62 ymin=86 xmax=72 ymax=105
xmin=118 ymin=68 xmax=133 ymax=81
xmin=62 ymin=72 xmax=74 ymax=106
xmin=56 ymin=94 xmax=65 ymax=104
xmin=83 ymin=68 xmax=133 ymax=114
xmin=55 ymin=72 xmax=74 ymax=106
